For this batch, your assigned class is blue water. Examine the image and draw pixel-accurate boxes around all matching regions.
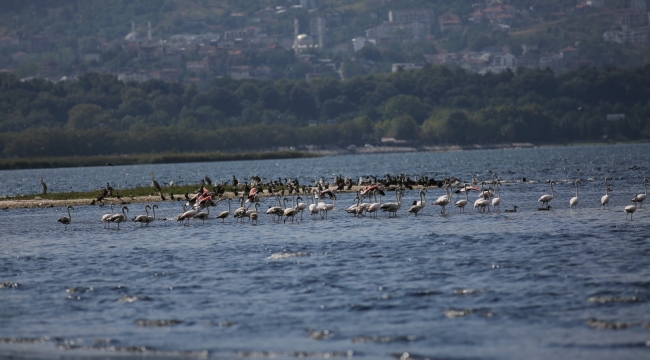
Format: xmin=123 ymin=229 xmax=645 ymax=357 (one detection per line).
xmin=1 ymin=144 xmax=649 ymax=359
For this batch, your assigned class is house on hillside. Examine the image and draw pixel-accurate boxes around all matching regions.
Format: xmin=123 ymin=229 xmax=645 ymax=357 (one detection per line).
xmin=439 ymin=14 xmax=462 ymax=31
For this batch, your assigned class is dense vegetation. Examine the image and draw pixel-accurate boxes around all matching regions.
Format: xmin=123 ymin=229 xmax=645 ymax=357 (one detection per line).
xmin=1 ymin=63 xmax=650 ymax=158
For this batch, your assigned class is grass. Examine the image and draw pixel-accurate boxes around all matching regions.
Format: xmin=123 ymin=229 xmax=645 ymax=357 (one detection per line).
xmin=0 ymin=151 xmax=319 ymax=170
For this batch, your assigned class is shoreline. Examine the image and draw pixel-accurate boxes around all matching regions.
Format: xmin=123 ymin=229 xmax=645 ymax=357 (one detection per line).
xmin=0 ymin=185 xmax=387 ymax=210
xmin=2 ymin=141 xmax=647 ymax=171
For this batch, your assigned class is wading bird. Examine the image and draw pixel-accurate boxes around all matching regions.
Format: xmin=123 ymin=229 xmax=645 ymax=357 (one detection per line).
xmin=58 ymin=205 xmax=74 ymax=230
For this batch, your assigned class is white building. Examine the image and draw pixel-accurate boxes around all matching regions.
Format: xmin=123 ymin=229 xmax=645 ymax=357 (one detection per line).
xmin=391 ymin=63 xmax=422 ymax=72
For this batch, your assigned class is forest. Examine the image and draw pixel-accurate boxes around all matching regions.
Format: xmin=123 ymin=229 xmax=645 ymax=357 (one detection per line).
xmin=1 ymin=63 xmax=650 ymax=158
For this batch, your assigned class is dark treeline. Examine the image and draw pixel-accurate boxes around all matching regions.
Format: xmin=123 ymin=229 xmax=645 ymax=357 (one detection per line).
xmin=1 ymin=64 xmax=650 ymax=158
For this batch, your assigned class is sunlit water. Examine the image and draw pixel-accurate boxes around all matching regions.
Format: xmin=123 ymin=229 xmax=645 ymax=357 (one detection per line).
xmin=1 ymin=144 xmax=649 ymax=359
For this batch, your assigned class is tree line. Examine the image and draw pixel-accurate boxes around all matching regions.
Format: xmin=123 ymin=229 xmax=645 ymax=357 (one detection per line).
xmin=1 ymin=63 xmax=650 ymax=158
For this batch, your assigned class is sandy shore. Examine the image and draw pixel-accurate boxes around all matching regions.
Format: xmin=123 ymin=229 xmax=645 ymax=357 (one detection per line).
xmin=0 ymin=185 xmax=409 ymax=210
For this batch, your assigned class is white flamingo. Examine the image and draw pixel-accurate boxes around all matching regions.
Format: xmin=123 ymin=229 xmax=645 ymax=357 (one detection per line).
xmin=309 ymin=193 xmax=320 ymax=219
xmin=407 ymin=190 xmax=426 ymax=216
xmin=433 ymin=183 xmax=452 ymax=214
xmin=366 ymin=190 xmax=383 ymax=218
xmin=455 ymin=184 xmax=470 ymax=213
xmin=318 ymin=192 xmax=336 ymax=220
xmin=144 ymin=204 xmax=158 ymax=225
xmin=216 ymin=198 xmax=231 ymax=222
xmin=380 ymin=189 xmax=403 ymax=217
xmin=177 ymin=205 xmax=198 ymax=226
xmin=625 ymin=204 xmax=636 ymax=220
xmin=194 ymin=205 xmax=210 ymax=224
xmin=601 ymin=177 xmax=610 ymax=210
xmin=631 ymin=178 xmax=648 ymax=208
xmin=58 ymin=205 xmax=74 ymax=230
xmin=283 ymin=196 xmax=300 ymax=223
xmin=569 ymin=180 xmax=581 ymax=210
xmin=233 ymin=196 xmax=247 ymax=222
xmin=133 ymin=204 xmax=152 ymax=226
xmin=109 ymin=206 xmax=129 ymax=230
xmin=538 ymin=180 xmax=556 ymax=210
xmin=267 ymin=194 xmax=284 ymax=222
xmin=101 ymin=204 xmax=115 ymax=228
xmin=491 ymin=176 xmax=501 ymax=212
xmin=244 ymin=203 xmax=260 ymax=222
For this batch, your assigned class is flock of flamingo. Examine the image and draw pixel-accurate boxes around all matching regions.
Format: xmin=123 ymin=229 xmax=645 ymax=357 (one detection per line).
xmin=55 ymin=175 xmax=648 ymax=229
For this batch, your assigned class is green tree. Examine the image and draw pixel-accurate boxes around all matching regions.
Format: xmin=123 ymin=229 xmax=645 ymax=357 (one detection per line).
xmin=383 ymin=94 xmax=429 ymax=124
xmin=67 ymin=104 xmax=115 ymax=130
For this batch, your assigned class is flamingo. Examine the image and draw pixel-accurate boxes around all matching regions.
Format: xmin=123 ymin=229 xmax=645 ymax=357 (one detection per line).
xmin=283 ymin=196 xmax=300 ymax=223
xmin=601 ymin=177 xmax=610 ymax=210
xmin=144 ymin=204 xmax=158 ymax=225
xmin=246 ymin=203 xmax=260 ymax=223
xmin=346 ymin=194 xmax=365 ymax=217
xmin=250 ymin=209 xmax=259 ymax=225
xmin=309 ymin=193 xmax=320 ymax=219
xmin=58 ymin=205 xmax=74 ymax=230
xmin=538 ymin=180 xmax=556 ymax=210
xmin=133 ymin=204 xmax=152 ymax=226
xmin=407 ymin=190 xmax=426 ymax=216
xmin=366 ymin=190 xmax=383 ymax=218
xmin=194 ymin=205 xmax=210 ymax=224
xmin=318 ymin=192 xmax=336 ymax=220
xmin=109 ymin=206 xmax=129 ymax=230
xmin=266 ymin=194 xmax=284 ymax=222
xmin=625 ymin=204 xmax=636 ymax=220
xmin=380 ymin=189 xmax=403 ymax=217
xmin=631 ymin=178 xmax=648 ymax=208
xmin=433 ymin=183 xmax=451 ymax=214
xmin=216 ymin=198 xmax=231 ymax=222
xmin=455 ymin=184 xmax=470 ymax=213
xmin=295 ymin=196 xmax=307 ymax=221
xmin=244 ymin=203 xmax=260 ymax=221
xmin=569 ymin=179 xmax=581 ymax=210
xmin=101 ymin=204 xmax=115 ymax=228
xmin=177 ymin=205 xmax=198 ymax=226
xmin=233 ymin=196 xmax=247 ymax=222
xmin=491 ymin=176 xmax=501 ymax=212
xmin=474 ymin=182 xmax=490 ymax=212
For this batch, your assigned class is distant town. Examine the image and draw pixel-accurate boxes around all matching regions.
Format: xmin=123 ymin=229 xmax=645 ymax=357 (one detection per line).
xmin=1 ymin=0 xmax=649 ymax=87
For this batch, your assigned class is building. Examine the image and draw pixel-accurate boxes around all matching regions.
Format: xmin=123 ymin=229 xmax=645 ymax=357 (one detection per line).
xmin=560 ymin=46 xmax=579 ymax=60
xmin=603 ymin=28 xmax=648 ymax=45
xmin=587 ymin=0 xmax=605 ymax=7
xmin=391 ymin=63 xmax=422 ymax=72
xmin=388 ymin=9 xmax=434 ymax=25
xmin=186 ymin=60 xmax=208 ymax=71
xmin=439 ymin=14 xmax=462 ymax=31
xmin=309 ymin=17 xmax=325 ymax=49
xmin=230 ymin=66 xmax=250 ymax=80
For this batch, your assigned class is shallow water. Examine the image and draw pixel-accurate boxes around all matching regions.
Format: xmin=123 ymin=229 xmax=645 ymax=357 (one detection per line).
xmin=1 ymin=144 xmax=649 ymax=359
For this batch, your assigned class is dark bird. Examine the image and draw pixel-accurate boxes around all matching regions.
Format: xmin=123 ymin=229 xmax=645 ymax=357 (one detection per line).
xmin=204 ymin=175 xmax=212 ymax=186
xmin=40 ymin=177 xmax=47 ymax=194
xmin=150 ymin=172 xmax=162 ymax=192
xmin=57 ymin=206 xmax=74 ymax=230
xmin=232 ymin=175 xmax=239 ymax=188
xmin=106 ymin=182 xmax=114 ymax=197
xmin=106 ymin=163 xmax=114 ymax=166
xmin=160 ymin=193 xmax=166 ymax=201
xmin=184 ymin=193 xmax=190 ymax=201
xmin=96 ymin=189 xmax=109 ymax=202
xmin=504 ymin=206 xmax=518 ymax=213
xmin=170 ymin=193 xmax=175 ymax=201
